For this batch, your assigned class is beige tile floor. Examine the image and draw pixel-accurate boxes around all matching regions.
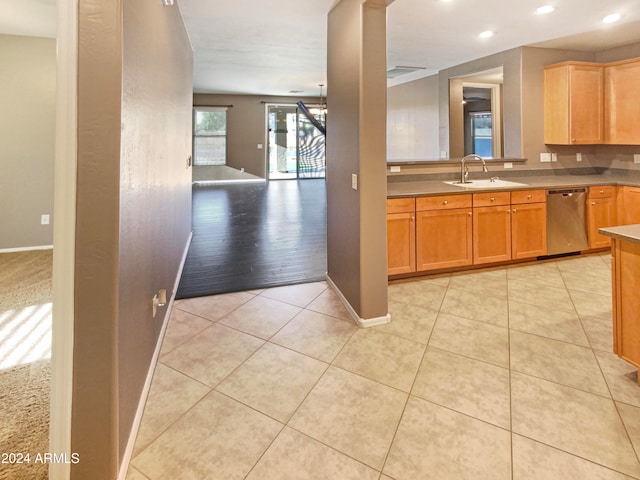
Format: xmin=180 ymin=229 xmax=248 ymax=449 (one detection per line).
xmin=127 ymin=253 xmax=640 ymax=480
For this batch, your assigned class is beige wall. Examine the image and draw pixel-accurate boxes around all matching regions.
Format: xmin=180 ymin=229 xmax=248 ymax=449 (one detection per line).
xmin=327 ymin=0 xmax=388 ymax=320
xmin=71 ymin=0 xmax=193 ymax=478
xmin=193 ymin=93 xmax=320 ymax=178
xmin=387 ymin=74 xmax=440 ymax=160
xmin=390 ymin=41 xmax=640 ymax=174
xmin=439 ymin=47 xmax=522 ymax=160
xmin=0 ymin=34 xmax=55 ymax=250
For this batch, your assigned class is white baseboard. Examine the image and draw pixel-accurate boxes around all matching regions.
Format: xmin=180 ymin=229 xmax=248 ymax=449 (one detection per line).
xmin=325 ymin=275 xmax=391 ymax=328
xmin=117 ymin=232 xmax=193 ymax=480
xmin=0 ymin=245 xmax=54 ymax=253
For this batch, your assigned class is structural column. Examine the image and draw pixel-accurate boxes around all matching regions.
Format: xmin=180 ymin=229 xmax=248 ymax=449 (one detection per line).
xmin=326 ymin=0 xmax=392 ymax=326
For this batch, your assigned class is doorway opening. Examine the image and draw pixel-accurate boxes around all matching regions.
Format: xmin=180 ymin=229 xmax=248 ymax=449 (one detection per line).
xmin=266 ymin=104 xmax=326 ymax=180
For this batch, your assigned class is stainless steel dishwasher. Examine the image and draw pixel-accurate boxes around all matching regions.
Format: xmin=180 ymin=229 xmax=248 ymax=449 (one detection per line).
xmin=546 ymin=188 xmax=589 ymax=255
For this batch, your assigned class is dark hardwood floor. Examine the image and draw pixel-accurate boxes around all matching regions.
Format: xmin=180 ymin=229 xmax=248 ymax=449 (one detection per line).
xmin=176 ymin=179 xmax=327 ymax=298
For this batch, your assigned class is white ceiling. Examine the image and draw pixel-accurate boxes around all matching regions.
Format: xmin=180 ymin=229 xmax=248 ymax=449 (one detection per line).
xmin=4 ymin=0 xmax=640 ymax=96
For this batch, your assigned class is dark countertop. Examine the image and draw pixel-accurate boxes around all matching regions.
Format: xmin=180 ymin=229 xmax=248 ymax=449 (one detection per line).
xmin=387 ymin=171 xmax=640 ymax=197
xmin=599 ymin=224 xmax=640 ymax=245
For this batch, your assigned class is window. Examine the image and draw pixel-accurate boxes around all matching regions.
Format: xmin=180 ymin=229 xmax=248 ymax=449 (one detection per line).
xmin=193 ymin=107 xmax=227 ymax=166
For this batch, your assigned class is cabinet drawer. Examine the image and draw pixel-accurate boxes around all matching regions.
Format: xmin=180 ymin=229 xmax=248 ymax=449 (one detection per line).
xmin=416 ymin=194 xmax=471 ymax=211
xmin=589 ymin=185 xmax=615 ymax=199
xmin=387 ymin=197 xmax=415 ymax=214
xmin=472 ymin=192 xmax=510 ymax=207
xmin=511 ymin=189 xmax=546 ymax=204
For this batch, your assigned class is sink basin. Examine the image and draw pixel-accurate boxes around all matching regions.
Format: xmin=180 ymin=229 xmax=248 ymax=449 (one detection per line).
xmin=444 ymin=179 xmax=529 ymax=189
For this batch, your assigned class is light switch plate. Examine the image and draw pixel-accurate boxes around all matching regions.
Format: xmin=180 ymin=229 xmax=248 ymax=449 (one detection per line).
xmin=503 ymin=162 xmax=513 ymax=169
xmin=351 ymin=173 xmax=358 ymax=190
xmin=41 ymin=214 xmax=50 ymax=225
xmin=576 ymin=152 xmax=582 ymax=162
xmin=634 ymin=154 xmax=640 ymax=164
xmin=540 ymin=153 xmax=552 ymax=163
xmin=551 ymin=153 xmax=558 ymax=162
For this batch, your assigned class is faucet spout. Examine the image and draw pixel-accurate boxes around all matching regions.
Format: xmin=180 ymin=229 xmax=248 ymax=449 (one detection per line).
xmin=457 ymin=154 xmax=488 ymax=183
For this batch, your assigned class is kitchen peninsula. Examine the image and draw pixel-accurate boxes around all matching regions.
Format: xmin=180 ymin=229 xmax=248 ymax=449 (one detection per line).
xmin=600 ymin=225 xmax=640 ymax=381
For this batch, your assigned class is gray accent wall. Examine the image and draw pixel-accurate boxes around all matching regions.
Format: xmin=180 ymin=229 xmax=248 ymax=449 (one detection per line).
xmin=327 ymin=0 xmax=388 ymax=320
xmin=71 ymin=0 xmax=193 ymax=477
xmin=0 ymin=34 xmax=55 ymax=250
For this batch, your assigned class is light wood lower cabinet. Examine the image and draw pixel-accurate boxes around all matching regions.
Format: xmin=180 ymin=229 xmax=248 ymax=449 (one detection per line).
xmin=619 ymin=186 xmax=640 ymax=225
xmin=386 ymin=198 xmax=415 ymax=275
xmin=588 ymin=186 xmax=616 ymax=248
xmin=472 ymin=192 xmax=511 ymax=265
xmin=611 ymin=238 xmax=640 ymax=372
xmin=473 ymin=190 xmax=547 ymax=264
xmin=385 ymin=189 xmax=550 ymax=276
xmin=416 ymin=195 xmax=473 ymax=271
xmin=511 ymin=203 xmax=547 ymax=259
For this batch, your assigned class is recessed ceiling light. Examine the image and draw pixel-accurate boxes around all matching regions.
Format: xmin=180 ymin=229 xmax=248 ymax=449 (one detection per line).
xmin=535 ymin=5 xmax=555 ymax=15
xmin=602 ymin=13 xmax=621 ymax=24
xmin=479 ymin=30 xmax=494 ymax=39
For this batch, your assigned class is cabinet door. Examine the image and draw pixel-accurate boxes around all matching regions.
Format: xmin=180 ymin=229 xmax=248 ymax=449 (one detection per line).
xmin=612 ymin=239 xmax=640 ymax=368
xmin=473 ymin=205 xmax=511 ymax=264
xmin=511 ymin=202 xmax=547 ymax=259
xmin=416 ymin=208 xmax=472 ymax=271
xmin=387 ymin=212 xmax=415 ymax=275
xmin=620 ymin=187 xmax=640 ymax=225
xmin=544 ymin=62 xmax=603 ymax=144
xmin=588 ymin=197 xmax=615 ymax=248
xmin=605 ymin=59 xmax=640 ymax=145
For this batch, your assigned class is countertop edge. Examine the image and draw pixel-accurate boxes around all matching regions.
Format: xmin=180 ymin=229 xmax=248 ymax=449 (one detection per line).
xmin=599 ymin=225 xmax=640 ymax=245
xmin=387 ymin=175 xmax=640 ymax=198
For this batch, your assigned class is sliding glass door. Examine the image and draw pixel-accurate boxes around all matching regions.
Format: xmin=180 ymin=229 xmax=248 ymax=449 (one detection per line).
xmin=267 ymin=104 xmax=325 ymax=180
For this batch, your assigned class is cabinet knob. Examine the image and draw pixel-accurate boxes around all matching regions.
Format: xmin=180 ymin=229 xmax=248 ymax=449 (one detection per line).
xmin=527 ymin=195 xmax=532 ymax=199
xmin=511 ymin=209 xmax=516 ymax=213
xmin=490 ymin=197 xmax=495 ymax=202
xmin=468 ymin=212 xmax=472 ymax=216
xmin=571 ymin=138 xmax=576 ymax=142
xmin=600 ymin=190 xmax=605 ymax=194
xmin=591 ymin=201 xmax=596 ymax=205
xmin=443 ymin=200 xmax=448 ymax=205
xmin=411 ymin=216 xmax=415 ymax=221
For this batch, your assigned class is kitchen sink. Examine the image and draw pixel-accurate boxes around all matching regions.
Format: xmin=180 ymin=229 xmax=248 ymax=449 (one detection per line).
xmin=443 ymin=179 xmax=529 ymax=189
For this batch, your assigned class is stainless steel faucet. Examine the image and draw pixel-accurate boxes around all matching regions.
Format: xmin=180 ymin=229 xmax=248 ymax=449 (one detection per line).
xmin=456 ymin=154 xmax=488 ymax=184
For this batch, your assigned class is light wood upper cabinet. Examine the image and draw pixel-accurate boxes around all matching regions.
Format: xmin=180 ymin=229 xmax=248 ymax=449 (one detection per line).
xmin=587 ymin=186 xmax=616 ymax=249
xmin=544 ymin=62 xmax=604 ymax=145
xmin=386 ymin=198 xmax=415 ymax=275
xmin=415 ymin=195 xmax=473 ymax=271
xmin=605 ymin=58 xmax=640 ymax=145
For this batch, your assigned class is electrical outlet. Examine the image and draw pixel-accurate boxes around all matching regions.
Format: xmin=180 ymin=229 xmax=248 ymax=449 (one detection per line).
xmin=351 ymin=174 xmax=358 ymax=190
xmin=576 ymin=152 xmax=582 ymax=162
xmin=257 ymin=144 xmax=263 ymax=150
xmin=440 ymin=151 xmax=448 ymax=159
xmin=551 ymin=153 xmax=558 ymax=162
xmin=390 ymin=166 xmax=401 ymax=173
xmin=540 ymin=153 xmax=552 ymax=163
xmin=503 ymin=162 xmax=513 ymax=169
xmin=634 ymin=154 xmax=640 ymax=164
xmin=41 ymin=214 xmax=50 ymax=225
